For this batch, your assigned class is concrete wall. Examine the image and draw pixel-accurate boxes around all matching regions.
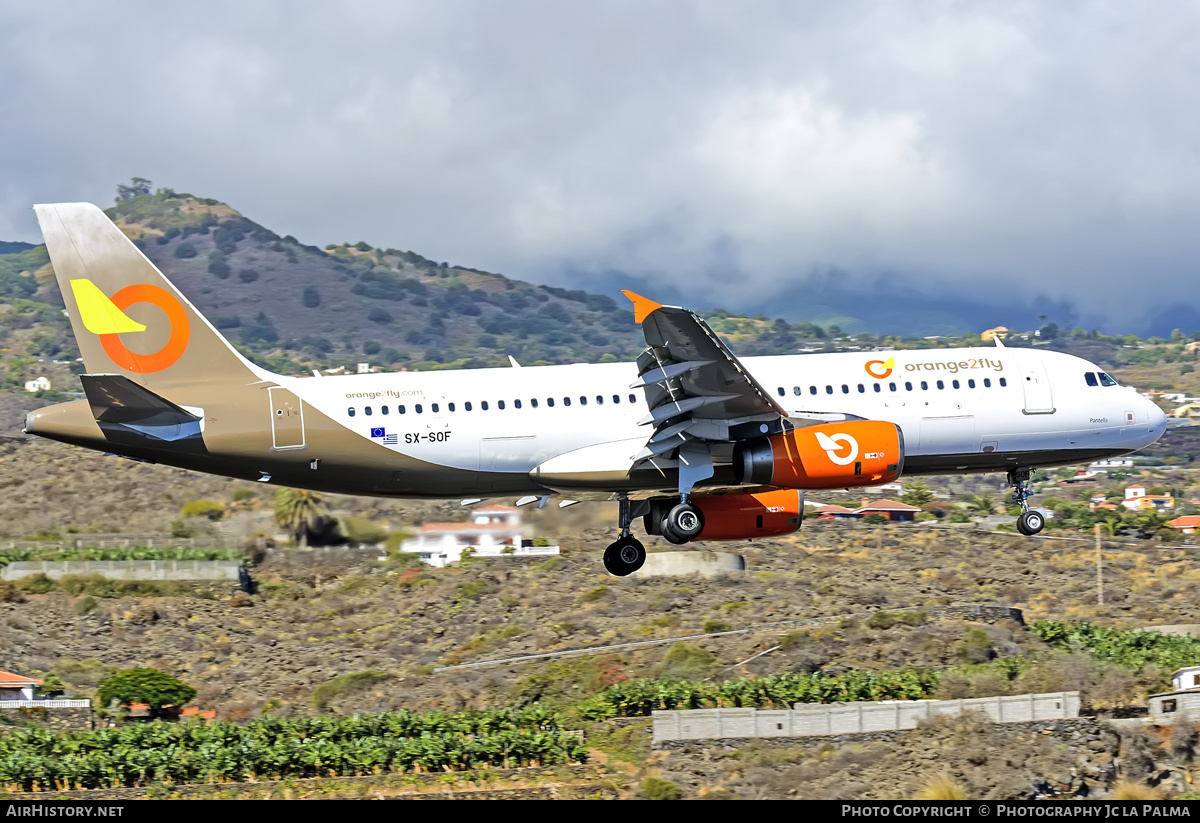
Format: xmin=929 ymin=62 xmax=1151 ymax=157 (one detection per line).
xmin=1 ymin=560 xmax=241 ymax=581
xmin=0 ymin=701 xmax=92 ymax=732
xmin=1149 ymin=690 xmax=1200 ymax=722
xmin=635 ymin=551 xmax=746 ymax=578
xmin=652 ymin=691 xmax=1080 ymax=742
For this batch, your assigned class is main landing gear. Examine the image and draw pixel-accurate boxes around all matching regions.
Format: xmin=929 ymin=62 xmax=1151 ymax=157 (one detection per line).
xmin=1008 ymin=468 xmax=1045 ymax=535
xmin=603 ymin=495 xmax=708 ymax=576
xmin=604 ymin=496 xmax=647 ymax=577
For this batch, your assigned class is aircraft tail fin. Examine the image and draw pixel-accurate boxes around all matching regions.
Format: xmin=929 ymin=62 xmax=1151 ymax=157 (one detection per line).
xmin=34 ymin=203 xmax=265 ymax=393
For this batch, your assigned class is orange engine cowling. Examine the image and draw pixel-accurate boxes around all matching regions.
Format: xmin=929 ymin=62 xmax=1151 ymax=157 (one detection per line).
xmin=734 ymin=420 xmax=904 ymax=490
xmin=643 ymin=489 xmax=804 ymax=542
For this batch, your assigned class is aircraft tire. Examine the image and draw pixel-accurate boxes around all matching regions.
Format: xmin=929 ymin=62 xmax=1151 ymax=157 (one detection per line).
xmin=603 ymin=536 xmax=646 ymax=576
xmin=1019 ymin=510 xmax=1045 ymax=535
xmin=665 ymin=502 xmax=705 ymax=542
xmin=1015 ymin=516 xmax=1031 ymax=536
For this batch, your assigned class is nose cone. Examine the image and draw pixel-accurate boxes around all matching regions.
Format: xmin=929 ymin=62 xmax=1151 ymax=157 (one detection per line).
xmin=1144 ymin=396 xmax=1168 ymax=444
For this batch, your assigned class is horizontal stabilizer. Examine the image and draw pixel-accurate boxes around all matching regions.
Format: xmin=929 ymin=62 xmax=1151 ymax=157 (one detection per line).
xmin=80 ymin=374 xmax=203 ymax=441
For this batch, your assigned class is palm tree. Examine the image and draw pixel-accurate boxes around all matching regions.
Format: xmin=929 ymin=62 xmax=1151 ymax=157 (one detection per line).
xmin=272 ymin=488 xmax=327 ymax=548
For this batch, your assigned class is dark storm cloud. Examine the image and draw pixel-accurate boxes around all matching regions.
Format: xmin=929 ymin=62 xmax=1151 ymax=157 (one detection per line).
xmin=2 ymin=1 xmax=1199 ymax=329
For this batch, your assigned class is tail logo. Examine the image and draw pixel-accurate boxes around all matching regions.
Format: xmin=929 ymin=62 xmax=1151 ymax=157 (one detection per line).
xmin=865 ymin=358 xmax=894 ymax=379
xmin=72 ymin=279 xmax=190 ymax=374
xmin=815 ymin=431 xmax=859 ymax=466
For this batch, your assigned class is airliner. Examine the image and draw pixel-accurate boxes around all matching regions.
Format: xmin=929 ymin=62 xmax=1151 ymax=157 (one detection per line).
xmin=24 ymin=203 xmax=1168 ymax=575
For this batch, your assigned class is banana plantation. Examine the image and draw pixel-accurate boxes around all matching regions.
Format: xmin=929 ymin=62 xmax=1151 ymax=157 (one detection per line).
xmin=0 ymin=708 xmax=586 ymax=791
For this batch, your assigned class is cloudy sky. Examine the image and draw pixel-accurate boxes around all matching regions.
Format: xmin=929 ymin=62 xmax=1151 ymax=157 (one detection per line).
xmin=2 ymin=2 xmax=1199 ymax=331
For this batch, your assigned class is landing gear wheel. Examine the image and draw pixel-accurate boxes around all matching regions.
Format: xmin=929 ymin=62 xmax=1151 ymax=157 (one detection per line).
xmin=603 ymin=536 xmax=646 ymax=576
xmin=1017 ymin=510 xmax=1045 ymax=535
xmin=661 ymin=502 xmax=704 ymax=545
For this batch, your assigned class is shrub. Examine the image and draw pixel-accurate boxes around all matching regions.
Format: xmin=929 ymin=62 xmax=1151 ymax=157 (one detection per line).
xmin=702 ymin=618 xmax=733 ymax=633
xmin=303 ymin=286 xmax=321 ymax=308
xmin=238 ymin=268 xmax=260 ymax=283
xmin=312 ymin=670 xmax=392 ymax=711
xmin=73 ymin=595 xmax=98 ymax=615
xmin=864 ymin=513 xmax=888 ymax=525
xmin=16 ymin=573 xmax=54 ymax=594
xmin=913 ymin=774 xmax=968 ymax=800
xmin=173 ymin=242 xmax=197 ymax=259
xmin=180 ymin=499 xmax=225 ymax=520
xmin=231 ymin=486 xmax=256 ymax=502
xmin=657 ymin=643 xmax=717 ymax=680
xmin=368 ymin=308 xmax=392 ymax=324
xmin=641 ymin=777 xmax=683 ymax=800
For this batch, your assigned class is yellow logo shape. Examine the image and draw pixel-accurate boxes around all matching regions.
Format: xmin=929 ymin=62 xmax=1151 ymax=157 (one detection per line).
xmin=70 ymin=279 xmax=147 ymax=334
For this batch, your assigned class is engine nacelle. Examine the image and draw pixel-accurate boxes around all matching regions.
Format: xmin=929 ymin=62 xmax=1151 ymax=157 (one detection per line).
xmin=734 ymin=420 xmax=904 ymax=490
xmin=643 ymin=489 xmax=804 ymax=542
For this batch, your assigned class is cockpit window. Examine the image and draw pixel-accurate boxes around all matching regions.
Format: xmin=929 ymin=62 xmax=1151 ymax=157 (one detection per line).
xmin=1098 ymin=372 xmax=1117 ymax=387
xmin=1085 ymin=372 xmax=1098 ymax=387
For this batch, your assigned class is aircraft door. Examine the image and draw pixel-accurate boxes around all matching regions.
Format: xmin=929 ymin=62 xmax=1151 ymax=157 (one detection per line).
xmin=269 ymin=386 xmax=306 ymax=450
xmin=1021 ymin=357 xmax=1055 ymax=414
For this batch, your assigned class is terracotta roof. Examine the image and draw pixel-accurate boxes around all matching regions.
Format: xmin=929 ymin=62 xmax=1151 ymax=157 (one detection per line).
xmin=0 ymin=671 xmax=38 ymax=687
xmin=1169 ymin=516 xmax=1200 ymax=528
xmin=856 ymin=499 xmax=922 ymax=512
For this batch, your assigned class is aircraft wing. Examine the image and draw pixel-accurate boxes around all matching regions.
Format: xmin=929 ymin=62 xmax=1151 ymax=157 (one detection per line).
xmin=623 ymin=292 xmax=786 ymax=480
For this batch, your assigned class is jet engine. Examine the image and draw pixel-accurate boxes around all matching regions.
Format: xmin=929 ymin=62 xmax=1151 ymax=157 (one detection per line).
xmin=733 ymin=420 xmax=904 ymax=490
xmin=643 ymin=488 xmax=804 ymax=543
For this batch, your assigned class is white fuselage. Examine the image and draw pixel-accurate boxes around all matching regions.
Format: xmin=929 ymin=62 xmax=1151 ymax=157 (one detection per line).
xmin=285 ymin=346 xmax=1166 ymax=486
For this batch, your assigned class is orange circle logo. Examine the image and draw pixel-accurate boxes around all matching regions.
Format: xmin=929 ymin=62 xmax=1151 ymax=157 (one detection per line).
xmin=865 ymin=359 xmax=894 ymax=379
xmin=99 ymin=284 xmax=190 ymax=374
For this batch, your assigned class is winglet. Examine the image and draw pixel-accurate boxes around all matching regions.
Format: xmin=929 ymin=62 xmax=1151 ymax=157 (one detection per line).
xmin=622 ymin=290 xmax=663 ymax=324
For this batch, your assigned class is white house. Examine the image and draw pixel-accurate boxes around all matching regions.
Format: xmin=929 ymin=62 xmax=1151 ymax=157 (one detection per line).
xmin=401 ymin=505 xmax=559 ymax=568
xmin=0 ymin=670 xmax=39 ymax=700
xmin=1149 ymin=666 xmax=1200 ymax=721
xmin=23 ymin=376 xmax=50 ymax=393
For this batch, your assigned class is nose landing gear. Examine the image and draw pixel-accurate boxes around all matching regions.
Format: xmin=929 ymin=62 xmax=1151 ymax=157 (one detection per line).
xmin=1008 ymin=468 xmax=1045 ymax=535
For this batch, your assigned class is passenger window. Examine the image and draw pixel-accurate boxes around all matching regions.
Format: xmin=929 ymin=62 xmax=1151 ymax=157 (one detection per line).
xmin=999 ymin=377 xmax=1007 ymax=387
xmin=857 ymin=384 xmax=865 ymax=393
xmin=514 ymin=399 xmax=522 ymax=409
xmin=415 ymin=404 xmax=423 ymax=414
xmin=580 ymin=396 xmax=587 ymax=405
xmin=889 ymin=382 xmax=896 ymax=392
xmin=465 ymin=402 xmax=473 ymax=411
xmin=952 ymin=380 xmax=959 ymax=389
xmin=399 ymin=405 xmax=406 ymax=414
xmin=905 ymin=382 xmax=913 ymax=391
xmin=984 ymin=379 xmax=991 ymax=388
xmin=777 ymin=387 xmax=785 ymax=397
xmin=873 ymin=383 xmax=881 ymax=393
xmin=497 ymin=401 xmax=504 ymax=410
xmin=548 ymin=398 xmax=555 ymax=407
xmin=1099 ymin=372 xmax=1117 ymax=386
xmin=826 ymin=385 xmax=833 ymax=395
xmin=920 ymin=381 xmax=928 ymax=390
xmin=629 ymin=394 xmax=636 ymax=403
xmin=809 ymin=386 xmax=817 ymax=395
xmin=449 ymin=403 xmax=455 ymax=412
xmin=431 ymin=403 xmax=440 ymax=413
xmin=348 ymin=407 xmax=355 ymax=417
xmin=967 ymin=379 xmax=975 ymax=389
xmin=613 ymin=395 xmax=620 ymax=403
xmin=596 ymin=395 xmax=603 ymax=404
xmin=563 ymin=397 xmax=571 ymax=406
xmin=365 ymin=406 xmax=373 ymax=416
xmin=1085 ymin=372 xmax=1098 ymax=387
xmin=936 ymin=380 xmax=944 ymax=390
xmin=531 ymin=398 xmax=538 ymax=408
xmin=480 ymin=401 xmax=488 ymax=411
xmin=793 ymin=386 xmax=802 ymax=396
xmin=842 ymin=384 xmax=849 ymax=394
